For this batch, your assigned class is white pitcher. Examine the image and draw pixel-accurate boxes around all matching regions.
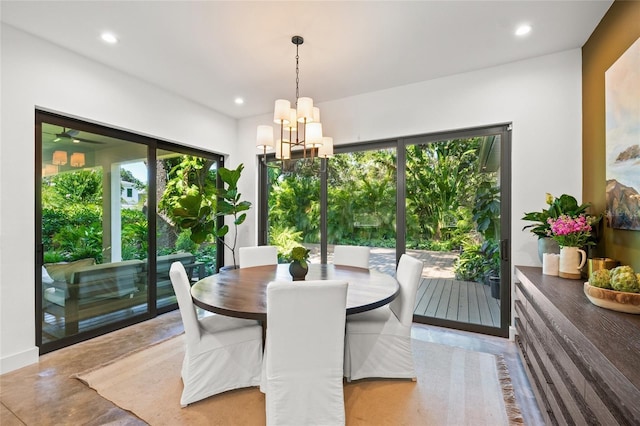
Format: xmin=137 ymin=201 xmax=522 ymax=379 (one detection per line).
xmin=559 ymin=246 xmax=586 ymax=279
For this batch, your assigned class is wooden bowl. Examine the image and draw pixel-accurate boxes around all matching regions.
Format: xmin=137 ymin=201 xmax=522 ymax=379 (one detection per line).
xmin=583 ymin=282 xmax=640 ymax=314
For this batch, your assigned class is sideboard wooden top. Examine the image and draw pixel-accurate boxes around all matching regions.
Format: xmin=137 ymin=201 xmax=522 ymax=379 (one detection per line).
xmin=515 ymin=265 xmax=640 ymax=390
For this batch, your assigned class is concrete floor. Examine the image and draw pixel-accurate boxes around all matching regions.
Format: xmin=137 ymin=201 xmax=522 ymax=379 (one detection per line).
xmin=1 ymin=309 xmax=543 ymax=425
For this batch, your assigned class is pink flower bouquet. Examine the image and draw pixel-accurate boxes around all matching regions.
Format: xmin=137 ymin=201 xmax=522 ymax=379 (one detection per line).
xmin=546 ymin=214 xmax=594 ymax=248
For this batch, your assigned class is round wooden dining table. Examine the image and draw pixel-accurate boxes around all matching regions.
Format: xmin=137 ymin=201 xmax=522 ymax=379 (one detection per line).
xmin=191 ymin=263 xmax=400 ymax=322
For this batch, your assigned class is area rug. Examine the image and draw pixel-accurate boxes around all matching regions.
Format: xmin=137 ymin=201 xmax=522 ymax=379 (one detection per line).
xmin=74 ymin=334 xmax=523 ymax=425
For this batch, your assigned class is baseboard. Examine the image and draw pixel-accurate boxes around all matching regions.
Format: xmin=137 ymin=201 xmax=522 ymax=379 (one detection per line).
xmin=1 ymin=346 xmax=39 ymax=375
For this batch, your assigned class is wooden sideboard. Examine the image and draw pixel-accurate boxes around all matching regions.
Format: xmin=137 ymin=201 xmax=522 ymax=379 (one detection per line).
xmin=514 ymin=266 xmax=640 ymax=425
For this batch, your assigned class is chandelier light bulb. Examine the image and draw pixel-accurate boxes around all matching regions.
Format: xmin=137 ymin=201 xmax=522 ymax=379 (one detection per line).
xmin=318 ymin=137 xmax=334 ymax=158
xmin=274 ymin=99 xmax=291 ymax=124
xmin=256 ymin=125 xmax=275 ymax=150
xmin=70 ymin=152 xmax=86 ymax=168
xmin=285 ymin=109 xmax=298 ymax=132
xmin=296 ymin=97 xmax=314 ymax=122
xmin=306 ymin=122 xmax=323 ymax=147
xmin=52 ymin=150 xmax=67 ymax=166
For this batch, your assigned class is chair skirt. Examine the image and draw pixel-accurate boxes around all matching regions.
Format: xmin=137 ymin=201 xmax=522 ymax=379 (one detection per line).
xmin=344 ymin=306 xmax=416 ymax=381
xmin=180 ymin=322 xmax=263 ymax=406
xmin=266 ymin=373 xmax=345 ymax=426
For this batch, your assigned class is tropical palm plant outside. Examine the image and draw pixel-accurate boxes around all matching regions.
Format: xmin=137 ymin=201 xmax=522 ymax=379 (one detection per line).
xmin=406 ymin=140 xmax=481 ymax=243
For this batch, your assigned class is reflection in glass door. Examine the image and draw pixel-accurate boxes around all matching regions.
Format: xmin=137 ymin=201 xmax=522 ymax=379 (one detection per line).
xmin=40 ymin=122 xmax=149 ymax=345
xmin=406 ymin=132 xmax=506 ymax=334
xmin=156 ymin=153 xmax=218 ymax=311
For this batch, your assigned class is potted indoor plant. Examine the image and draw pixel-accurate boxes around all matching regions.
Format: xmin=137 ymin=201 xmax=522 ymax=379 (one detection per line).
xmin=522 ymin=193 xmax=590 ymax=261
xmin=288 ymin=246 xmax=310 ymax=281
xmin=547 ymin=214 xmax=597 ymax=279
xmin=213 ymin=164 xmax=252 ymax=269
xmin=168 ymin=163 xmax=251 ymax=270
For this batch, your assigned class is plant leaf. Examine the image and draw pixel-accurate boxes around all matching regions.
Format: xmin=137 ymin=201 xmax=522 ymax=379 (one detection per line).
xmin=236 ymin=201 xmax=252 ymax=212
xmin=178 ymin=194 xmax=202 ymax=211
xmin=215 ymin=224 xmax=229 ymax=237
xmin=235 ymin=213 xmax=247 ymax=226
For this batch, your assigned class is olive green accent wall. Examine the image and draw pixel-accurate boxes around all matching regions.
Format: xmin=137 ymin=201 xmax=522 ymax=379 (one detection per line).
xmin=582 ymin=0 xmax=640 ymax=271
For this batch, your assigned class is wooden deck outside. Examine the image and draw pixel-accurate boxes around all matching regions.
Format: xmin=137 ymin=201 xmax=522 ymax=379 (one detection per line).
xmin=355 ymin=247 xmax=502 ymax=329
xmin=413 ymin=278 xmax=501 ymax=327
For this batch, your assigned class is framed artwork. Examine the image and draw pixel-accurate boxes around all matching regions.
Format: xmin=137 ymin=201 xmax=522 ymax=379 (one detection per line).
xmin=605 ymin=37 xmax=640 ymax=231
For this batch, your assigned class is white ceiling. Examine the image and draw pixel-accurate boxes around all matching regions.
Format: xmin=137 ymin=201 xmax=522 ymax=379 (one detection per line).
xmin=1 ymin=1 xmax=612 ymax=120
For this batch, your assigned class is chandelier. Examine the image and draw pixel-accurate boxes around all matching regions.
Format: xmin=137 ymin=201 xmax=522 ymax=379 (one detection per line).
xmin=256 ymin=35 xmax=333 ymax=169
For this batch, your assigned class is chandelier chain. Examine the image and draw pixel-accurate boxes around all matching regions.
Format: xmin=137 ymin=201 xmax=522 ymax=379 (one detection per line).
xmin=295 ymin=43 xmax=300 ymax=106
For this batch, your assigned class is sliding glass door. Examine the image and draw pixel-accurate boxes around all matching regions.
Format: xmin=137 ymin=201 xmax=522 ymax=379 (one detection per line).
xmin=405 ymin=130 xmax=508 ymax=334
xmin=259 ymin=125 xmax=511 ymax=337
xmin=39 ymin=120 xmax=150 ymax=347
xmin=37 ymin=111 xmax=222 ymax=352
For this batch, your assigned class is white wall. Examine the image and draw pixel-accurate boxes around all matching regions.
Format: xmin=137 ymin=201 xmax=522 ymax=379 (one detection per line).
xmin=238 ymin=48 xmax=584 ymax=324
xmin=0 ymin=25 xmax=237 ymax=374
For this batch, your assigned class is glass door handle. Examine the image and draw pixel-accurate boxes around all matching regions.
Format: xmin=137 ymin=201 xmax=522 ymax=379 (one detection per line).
xmin=500 ymin=239 xmax=509 ymax=261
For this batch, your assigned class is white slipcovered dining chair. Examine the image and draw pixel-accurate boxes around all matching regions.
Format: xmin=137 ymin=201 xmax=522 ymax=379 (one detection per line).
xmin=343 ymin=254 xmax=423 ymax=381
xmin=239 ymin=245 xmax=278 ymax=268
xmin=332 ymin=245 xmax=370 ymax=269
xmin=169 ymin=262 xmax=263 ymax=407
xmin=263 ymin=280 xmax=348 ymax=426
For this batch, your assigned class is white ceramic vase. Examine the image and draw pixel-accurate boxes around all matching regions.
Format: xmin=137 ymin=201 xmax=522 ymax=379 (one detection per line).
xmin=559 ymin=246 xmax=586 ymax=279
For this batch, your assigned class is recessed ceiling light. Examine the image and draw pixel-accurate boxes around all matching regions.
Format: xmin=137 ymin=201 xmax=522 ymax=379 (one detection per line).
xmin=234 ymin=97 xmax=244 ymax=105
xmin=515 ymin=24 xmax=532 ymax=37
xmin=100 ymin=32 xmax=118 ymax=44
